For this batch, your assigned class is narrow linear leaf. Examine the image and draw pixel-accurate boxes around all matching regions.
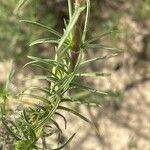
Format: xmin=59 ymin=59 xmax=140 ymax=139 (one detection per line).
xmin=54 ymin=73 xmax=74 ymax=96
xmin=55 ymin=112 xmax=67 ymax=129
xmin=61 ymin=97 xmax=100 ymax=106
xmin=21 ymin=94 xmax=50 ymax=105
xmin=66 ymin=91 xmax=90 ymax=100
xmin=50 ymin=119 xmax=62 ymax=133
xmin=23 ymin=75 xmax=58 ymax=83
xmin=86 ymin=44 xmax=121 ymax=51
xmin=20 ymin=20 xmax=61 ymax=37
xmin=58 ymin=106 xmax=91 ymax=124
xmin=24 ymin=56 xmax=68 ymax=73
xmin=1 ymin=117 xmax=20 ymax=140
xmin=23 ymin=86 xmax=50 ymax=95
xmin=82 ymin=0 xmax=90 ymax=41
xmin=81 ymin=53 xmax=118 ymax=65
xmin=76 ymin=72 xmax=111 ymax=77
xmin=29 ymin=38 xmax=59 ymax=46
xmin=24 ymin=63 xmax=56 ymax=76
xmin=27 ymin=56 xmax=67 ymax=69
xmin=71 ymin=97 xmax=95 ymax=107
xmin=35 ymin=96 xmax=61 ymax=129
xmin=22 ymin=110 xmax=36 ymax=141
xmin=71 ymin=82 xmax=108 ymax=95
xmin=86 ymin=30 xmax=119 ymax=44
xmin=22 ymin=86 xmax=50 ymax=94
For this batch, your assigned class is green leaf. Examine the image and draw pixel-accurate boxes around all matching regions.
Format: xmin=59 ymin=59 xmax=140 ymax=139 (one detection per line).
xmin=20 ymin=20 xmax=61 ymax=37
xmin=82 ymin=0 xmax=90 ymax=41
xmin=55 ymin=112 xmax=67 ymax=129
xmin=24 ymin=75 xmax=58 ymax=83
xmin=61 ymin=96 xmax=98 ymax=106
xmin=81 ymin=53 xmax=118 ymax=65
xmin=29 ymin=38 xmax=59 ymax=46
xmin=58 ymin=106 xmax=91 ymax=124
xmin=35 ymin=96 xmax=61 ymax=129
xmin=55 ymin=75 xmax=73 ymax=93
xmin=52 ymin=133 xmax=76 ymax=150
xmin=23 ymin=63 xmax=57 ymax=77
xmin=24 ymin=56 xmax=67 ymax=73
xmin=22 ymin=110 xmax=36 ymax=142
xmin=86 ymin=30 xmax=119 ymax=44
xmin=86 ymin=44 xmax=121 ymax=51
xmin=53 ymin=73 xmax=75 ymax=96
xmin=21 ymin=94 xmax=50 ymax=105
xmin=51 ymin=119 xmax=62 ymax=133
xmin=71 ymin=82 xmax=108 ymax=95
xmin=24 ymin=86 xmax=50 ymax=95
xmin=1 ymin=117 xmax=20 ymax=140
xmin=76 ymin=72 xmax=111 ymax=77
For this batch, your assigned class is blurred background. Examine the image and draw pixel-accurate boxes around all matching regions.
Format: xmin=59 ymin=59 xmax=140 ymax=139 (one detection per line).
xmin=0 ymin=0 xmax=150 ymax=149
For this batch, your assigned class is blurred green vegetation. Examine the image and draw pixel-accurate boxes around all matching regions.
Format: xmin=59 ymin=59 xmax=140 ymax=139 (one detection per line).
xmin=0 ymin=0 xmax=149 ymax=62
xmin=0 ymin=1 xmax=149 ymax=148
xmin=0 ymin=0 xmax=149 ymax=106
xmin=0 ymin=0 xmax=56 ymax=62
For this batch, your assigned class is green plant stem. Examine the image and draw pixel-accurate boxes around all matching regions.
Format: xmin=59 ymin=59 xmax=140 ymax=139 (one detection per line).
xmin=68 ymin=0 xmax=73 ymax=20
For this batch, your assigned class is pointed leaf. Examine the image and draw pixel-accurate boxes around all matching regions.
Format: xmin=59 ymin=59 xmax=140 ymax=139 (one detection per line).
xmin=50 ymin=119 xmax=62 ymax=133
xmin=24 ymin=75 xmax=58 ymax=83
xmin=1 ymin=117 xmax=20 ymax=140
xmin=86 ymin=30 xmax=119 ymax=44
xmin=21 ymin=94 xmax=50 ymax=105
xmin=81 ymin=53 xmax=118 ymax=65
xmin=76 ymin=72 xmax=111 ymax=77
xmin=82 ymin=0 xmax=90 ymax=41
xmin=71 ymin=82 xmax=108 ymax=95
xmin=29 ymin=38 xmax=59 ymax=46
xmin=20 ymin=20 xmax=61 ymax=37
xmin=24 ymin=56 xmax=67 ymax=73
xmin=55 ymin=112 xmax=67 ymax=129
xmin=58 ymin=106 xmax=91 ymax=124
xmin=86 ymin=44 xmax=121 ymax=51
xmin=22 ymin=110 xmax=36 ymax=141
